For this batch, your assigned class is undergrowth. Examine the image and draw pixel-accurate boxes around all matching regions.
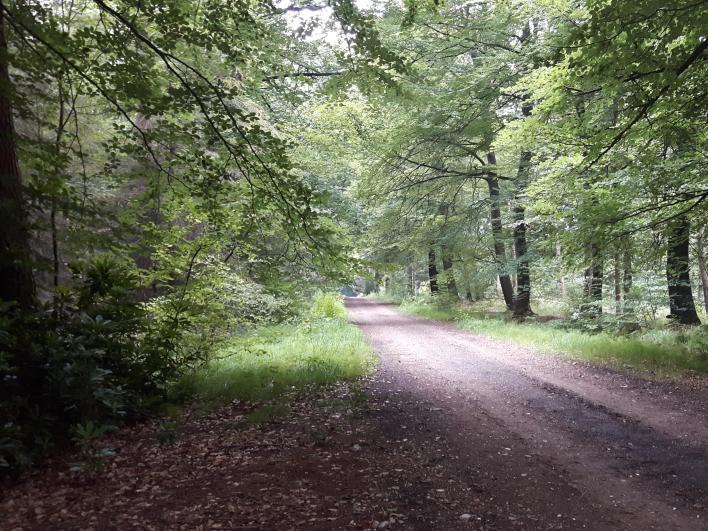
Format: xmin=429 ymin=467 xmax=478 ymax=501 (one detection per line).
xmin=176 ymin=294 xmax=375 ymax=407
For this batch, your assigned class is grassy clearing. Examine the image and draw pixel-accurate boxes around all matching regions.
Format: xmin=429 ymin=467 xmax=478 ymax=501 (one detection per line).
xmin=177 ymin=294 xmax=375 ymax=408
xmin=399 ymin=299 xmax=708 ymax=377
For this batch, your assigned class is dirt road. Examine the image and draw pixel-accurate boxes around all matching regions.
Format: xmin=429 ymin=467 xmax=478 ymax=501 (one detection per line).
xmin=346 ymin=298 xmax=708 ymax=530
xmin=3 ymin=298 xmax=707 ymax=530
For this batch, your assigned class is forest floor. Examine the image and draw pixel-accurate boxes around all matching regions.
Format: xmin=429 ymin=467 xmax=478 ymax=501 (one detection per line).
xmin=2 ymin=298 xmax=707 ymax=530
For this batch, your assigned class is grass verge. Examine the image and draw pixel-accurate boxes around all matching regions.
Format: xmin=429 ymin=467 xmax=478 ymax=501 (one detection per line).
xmin=399 ymin=299 xmax=708 ymax=377
xmin=177 ymin=311 xmax=375 ymax=408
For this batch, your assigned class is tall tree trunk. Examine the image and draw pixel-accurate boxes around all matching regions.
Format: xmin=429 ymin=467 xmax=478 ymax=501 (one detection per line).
xmin=575 ymin=93 xmax=603 ymax=316
xmin=406 ymin=264 xmax=414 ymax=296
xmin=666 ymin=217 xmax=701 ymax=325
xmin=697 ymin=227 xmax=708 ymax=313
xmin=441 ymin=247 xmax=458 ymax=298
xmin=512 ymin=110 xmax=533 ymax=319
xmin=622 ymin=236 xmax=633 ymax=314
xmin=514 ymin=163 xmax=533 ymax=317
xmin=428 ymin=248 xmax=439 ymax=295
xmin=583 ymin=243 xmax=603 ymax=315
xmin=459 ymin=262 xmax=475 ymax=302
xmin=0 ymin=12 xmax=35 ymax=310
xmin=614 ymin=249 xmax=621 ymax=314
xmin=486 ymin=152 xmax=514 ymax=311
xmin=51 ymin=78 xmax=67 ymax=294
xmin=556 ymin=240 xmax=566 ymax=299
xmin=374 ymin=270 xmax=382 ymax=293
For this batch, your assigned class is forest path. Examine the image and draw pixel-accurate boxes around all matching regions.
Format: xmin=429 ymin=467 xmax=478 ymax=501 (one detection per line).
xmin=346 ymin=297 xmax=708 ymax=530
xmin=3 ymin=299 xmax=708 ymax=530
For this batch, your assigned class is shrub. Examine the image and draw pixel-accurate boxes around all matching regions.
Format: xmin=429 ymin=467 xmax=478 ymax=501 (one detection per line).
xmin=310 ymin=292 xmax=347 ymax=318
xmin=0 ymin=254 xmax=294 ymax=475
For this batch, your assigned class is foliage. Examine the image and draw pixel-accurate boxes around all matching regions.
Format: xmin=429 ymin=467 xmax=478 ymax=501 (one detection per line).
xmin=70 ymin=421 xmax=117 ymax=476
xmin=310 ymin=292 xmax=348 ymax=319
xmin=2 ymin=0 xmax=707 ymax=476
xmin=0 ymin=0 xmax=394 ymax=474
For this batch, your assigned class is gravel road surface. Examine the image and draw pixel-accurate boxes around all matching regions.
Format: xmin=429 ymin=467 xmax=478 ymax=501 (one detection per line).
xmin=347 ymin=297 xmax=708 ymax=530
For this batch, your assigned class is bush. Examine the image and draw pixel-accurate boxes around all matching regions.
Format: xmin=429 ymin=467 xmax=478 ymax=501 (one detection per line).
xmin=0 ymin=254 xmax=294 ymax=475
xmin=310 ymin=292 xmax=347 ymax=318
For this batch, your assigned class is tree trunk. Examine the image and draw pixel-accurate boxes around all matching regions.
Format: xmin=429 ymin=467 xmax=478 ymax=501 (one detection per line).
xmin=697 ymin=227 xmax=708 ymax=313
xmin=583 ymin=243 xmax=603 ymax=315
xmin=512 ymin=119 xmax=533 ymax=319
xmin=0 ymin=13 xmax=35 ymax=310
xmin=614 ymin=249 xmax=621 ymax=315
xmin=556 ymin=241 xmax=566 ymax=299
xmin=666 ymin=217 xmax=701 ymax=325
xmin=441 ymin=248 xmax=458 ymax=298
xmin=622 ymin=236 xmax=633 ymax=314
xmin=486 ymin=152 xmax=514 ymax=311
xmin=406 ymin=264 xmax=414 ymax=296
xmin=511 ymin=102 xmax=534 ymax=318
xmin=428 ymin=248 xmax=439 ymax=295
xmin=512 ymin=202 xmax=532 ymax=317
xmin=51 ymin=79 xmax=67 ymax=294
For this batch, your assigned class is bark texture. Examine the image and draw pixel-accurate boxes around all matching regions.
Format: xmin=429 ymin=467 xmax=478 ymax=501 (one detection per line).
xmin=697 ymin=227 xmax=708 ymax=314
xmin=428 ymin=249 xmax=439 ymax=295
xmin=0 ymin=13 xmax=35 ymax=309
xmin=512 ymin=110 xmax=533 ymax=319
xmin=486 ymin=152 xmax=514 ymax=311
xmin=583 ymin=243 xmax=603 ymax=315
xmin=622 ymin=236 xmax=633 ymax=314
xmin=441 ymin=248 xmax=458 ymax=298
xmin=666 ymin=218 xmax=700 ymax=325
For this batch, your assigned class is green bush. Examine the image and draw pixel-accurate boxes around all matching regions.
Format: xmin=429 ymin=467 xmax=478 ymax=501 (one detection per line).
xmin=0 ymin=254 xmax=293 ymax=475
xmin=310 ymin=292 xmax=347 ymax=318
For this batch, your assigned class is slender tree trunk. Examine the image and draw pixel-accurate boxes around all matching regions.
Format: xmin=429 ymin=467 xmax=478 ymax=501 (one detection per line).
xmin=591 ymin=252 xmax=604 ymax=304
xmin=583 ymin=243 xmax=603 ymax=315
xmin=512 ymin=142 xmax=533 ymax=316
xmin=486 ymin=152 xmax=513 ymax=310
xmin=697 ymin=227 xmax=708 ymax=313
xmin=614 ymin=249 xmax=621 ymax=314
xmin=51 ymin=79 xmax=66 ymax=293
xmin=406 ymin=264 xmax=414 ymax=296
xmin=428 ymin=248 xmax=439 ymax=295
xmin=666 ymin=217 xmax=700 ymax=324
xmin=459 ymin=262 xmax=475 ymax=302
xmin=556 ymin=240 xmax=566 ymax=299
xmin=622 ymin=236 xmax=633 ymax=314
xmin=441 ymin=248 xmax=458 ymax=298
xmin=0 ymin=12 xmax=35 ymax=309
xmin=575 ymin=93 xmax=603 ymax=316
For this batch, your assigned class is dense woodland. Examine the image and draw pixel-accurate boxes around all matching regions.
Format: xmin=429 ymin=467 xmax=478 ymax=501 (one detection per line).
xmin=1 ymin=0 xmax=707 ymax=473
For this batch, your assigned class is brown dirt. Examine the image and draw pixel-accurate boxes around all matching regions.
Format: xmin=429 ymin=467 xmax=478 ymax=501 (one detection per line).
xmin=1 ymin=298 xmax=706 ymax=530
xmin=346 ymin=298 xmax=708 ymax=530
